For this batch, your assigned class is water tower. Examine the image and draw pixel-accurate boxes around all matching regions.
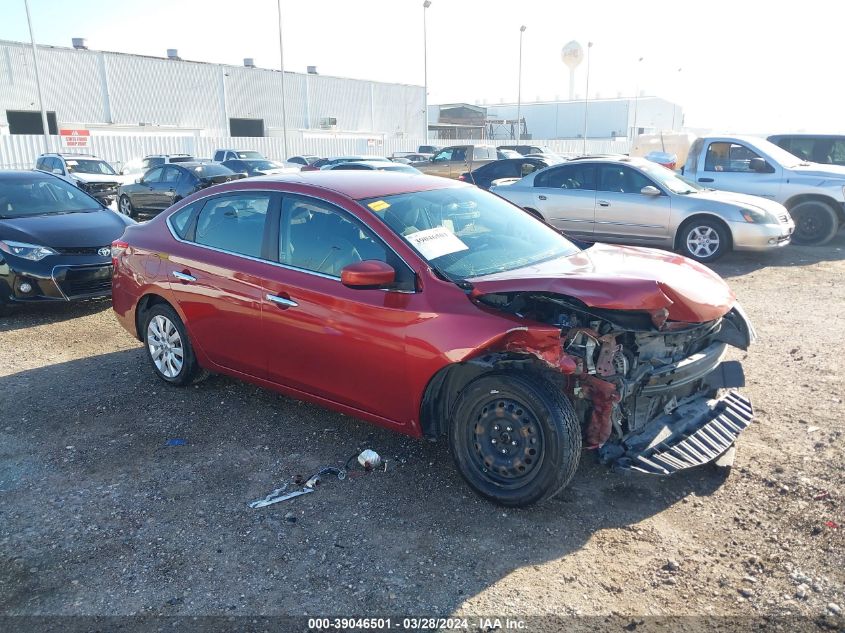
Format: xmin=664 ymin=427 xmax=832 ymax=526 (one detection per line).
xmin=561 ymin=41 xmax=584 ymax=101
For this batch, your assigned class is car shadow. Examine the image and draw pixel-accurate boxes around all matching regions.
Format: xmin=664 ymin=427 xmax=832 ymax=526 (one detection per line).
xmin=710 ymin=231 xmax=845 ymax=279
xmin=0 ymin=298 xmax=112 ymax=334
xmin=0 ymin=350 xmax=733 ymax=617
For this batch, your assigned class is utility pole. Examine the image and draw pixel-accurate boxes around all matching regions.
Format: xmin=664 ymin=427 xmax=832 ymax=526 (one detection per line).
xmin=423 ymin=1 xmax=432 ymax=142
xmin=23 ymin=0 xmax=51 ymax=152
xmin=277 ymin=0 xmax=289 ymax=158
xmin=516 ymin=25 xmax=526 ymax=142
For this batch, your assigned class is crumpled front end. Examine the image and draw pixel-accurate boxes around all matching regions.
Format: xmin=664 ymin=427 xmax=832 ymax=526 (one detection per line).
xmin=475 ymin=291 xmax=757 ymax=474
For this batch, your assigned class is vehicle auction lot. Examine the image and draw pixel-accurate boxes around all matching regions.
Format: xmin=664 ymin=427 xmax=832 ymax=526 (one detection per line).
xmin=1 ymin=238 xmax=843 ymax=624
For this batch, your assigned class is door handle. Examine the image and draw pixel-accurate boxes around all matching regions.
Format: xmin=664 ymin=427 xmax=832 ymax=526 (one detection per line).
xmin=698 ymin=177 xmax=714 ymax=183
xmin=172 ymin=271 xmax=196 ymax=282
xmin=598 ymin=200 xmax=610 ymax=207
xmin=538 ymin=195 xmax=547 ymax=200
xmin=265 ymin=294 xmax=298 ymax=308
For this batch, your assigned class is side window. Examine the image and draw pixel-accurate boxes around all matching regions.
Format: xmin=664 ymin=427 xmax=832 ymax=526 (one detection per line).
xmin=433 ymin=149 xmax=453 ymax=162
xmin=535 ymin=164 xmax=596 ymax=190
xmin=213 ymin=151 xmax=224 ymax=162
xmin=194 ymin=194 xmax=271 ymax=258
xmin=290 ymin=157 xmax=304 ymax=165
xmin=143 ymin=167 xmax=164 ymax=183
xmin=486 ymin=161 xmax=516 ymax=178
xmin=597 ymin=165 xmax=654 ymax=194
xmin=451 ymin=147 xmax=467 ymax=162
xmin=831 ymin=140 xmax=845 ymax=165
xmin=169 ymin=201 xmax=201 ymax=239
xmin=162 ymin=166 xmax=182 ymax=183
xmin=36 ymin=157 xmax=47 ymax=170
xmin=280 ymin=195 xmax=413 ymax=289
xmin=704 ymin=142 xmax=761 ymax=172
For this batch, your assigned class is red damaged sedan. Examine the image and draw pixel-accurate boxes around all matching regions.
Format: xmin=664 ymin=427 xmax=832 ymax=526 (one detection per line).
xmin=112 ymin=171 xmax=756 ymax=506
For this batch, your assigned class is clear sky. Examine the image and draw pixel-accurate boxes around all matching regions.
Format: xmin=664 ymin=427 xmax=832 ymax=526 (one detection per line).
xmin=2 ymin=0 xmax=843 ymax=134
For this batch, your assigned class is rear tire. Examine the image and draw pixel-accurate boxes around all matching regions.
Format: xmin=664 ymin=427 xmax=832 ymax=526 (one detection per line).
xmin=449 ymin=373 xmax=581 ymax=507
xmin=142 ymin=304 xmax=206 ymax=386
xmin=678 ymin=217 xmax=730 ymax=262
xmin=789 ymin=200 xmax=839 ymax=245
xmin=118 ymin=195 xmax=136 ymax=219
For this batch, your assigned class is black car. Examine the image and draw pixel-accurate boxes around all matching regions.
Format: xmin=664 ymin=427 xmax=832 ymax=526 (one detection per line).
xmin=220 ymin=158 xmax=291 ymax=176
xmin=0 ymin=171 xmax=134 ymax=315
xmin=459 ymin=157 xmax=551 ymax=190
xmin=768 ymin=134 xmax=845 ymax=166
xmin=117 ymin=162 xmax=244 ymax=218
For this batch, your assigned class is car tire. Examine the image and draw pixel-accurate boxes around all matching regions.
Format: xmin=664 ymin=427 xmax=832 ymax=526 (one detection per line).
xmin=142 ymin=303 xmax=206 ymax=386
xmin=678 ymin=217 xmax=729 ymax=262
xmin=449 ymin=372 xmax=581 ymax=507
xmin=789 ymin=200 xmax=839 ymax=246
xmin=118 ymin=195 xmax=136 ymax=219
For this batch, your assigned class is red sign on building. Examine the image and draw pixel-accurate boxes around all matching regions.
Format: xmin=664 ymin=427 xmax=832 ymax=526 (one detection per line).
xmin=60 ymin=129 xmax=91 ymax=148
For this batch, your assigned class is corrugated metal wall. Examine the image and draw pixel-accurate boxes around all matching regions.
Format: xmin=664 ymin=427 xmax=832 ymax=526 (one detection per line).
xmin=0 ymin=133 xmax=631 ymax=170
xmin=0 ymin=39 xmax=424 ymax=137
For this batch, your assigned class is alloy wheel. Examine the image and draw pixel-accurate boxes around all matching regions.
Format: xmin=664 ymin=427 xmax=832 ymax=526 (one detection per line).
xmin=686 ymin=225 xmax=720 ymax=258
xmin=147 ymin=315 xmax=184 ymax=378
xmin=119 ymin=196 xmax=132 ymax=216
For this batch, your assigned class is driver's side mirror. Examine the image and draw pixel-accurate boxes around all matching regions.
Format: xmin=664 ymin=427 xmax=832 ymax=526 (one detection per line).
xmin=640 ymin=185 xmax=661 ymax=196
xmin=749 ymin=157 xmax=772 ymax=173
xmin=341 ymin=260 xmax=395 ymax=289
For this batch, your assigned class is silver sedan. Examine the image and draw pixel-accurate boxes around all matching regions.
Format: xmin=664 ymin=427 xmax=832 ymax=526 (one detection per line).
xmin=491 ymin=156 xmax=795 ymax=262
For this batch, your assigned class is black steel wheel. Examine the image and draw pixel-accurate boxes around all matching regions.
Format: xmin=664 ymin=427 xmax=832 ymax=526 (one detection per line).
xmin=449 ymin=373 xmax=581 ymax=507
xmin=789 ymin=200 xmax=839 ymax=245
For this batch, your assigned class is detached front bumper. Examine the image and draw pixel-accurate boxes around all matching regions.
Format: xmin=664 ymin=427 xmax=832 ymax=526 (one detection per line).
xmin=600 ymin=389 xmax=753 ymax=474
xmin=730 ymin=219 xmax=794 ymax=251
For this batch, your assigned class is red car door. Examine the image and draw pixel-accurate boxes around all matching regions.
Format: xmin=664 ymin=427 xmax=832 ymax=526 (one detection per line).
xmin=261 ymin=193 xmax=424 ymax=428
xmin=165 ymin=191 xmax=279 ymax=378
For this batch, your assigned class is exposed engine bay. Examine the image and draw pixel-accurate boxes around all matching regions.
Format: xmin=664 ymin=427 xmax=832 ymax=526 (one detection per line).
xmin=476 ymin=291 xmax=756 ymax=474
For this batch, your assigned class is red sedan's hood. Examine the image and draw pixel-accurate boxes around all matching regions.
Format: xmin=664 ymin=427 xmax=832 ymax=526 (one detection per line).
xmin=469 ymin=243 xmax=735 ymax=323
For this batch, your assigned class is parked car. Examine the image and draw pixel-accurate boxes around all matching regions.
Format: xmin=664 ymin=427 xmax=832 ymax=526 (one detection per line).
xmin=141 ymin=154 xmax=195 ymax=171
xmin=286 ymin=155 xmax=320 ymax=167
xmin=459 ymin=157 xmax=551 ymax=190
xmin=768 ymin=134 xmax=845 ymax=167
xmin=492 ymin=156 xmax=794 ymax=262
xmin=417 ymin=144 xmax=440 ymax=155
xmin=497 ymin=149 xmax=522 ymax=159
xmin=35 ymin=153 xmax=121 ymax=206
xmin=401 ymin=153 xmax=433 ymax=164
xmin=0 ymin=170 xmax=133 ymax=315
xmin=112 ymin=171 xmax=756 ymax=506
xmin=221 ymin=158 xmax=298 ymax=177
xmin=213 ymin=149 xmax=264 ymax=162
xmin=681 ymin=135 xmax=845 ymax=245
xmin=497 ymin=144 xmax=555 ymax=156
xmin=302 ymin=156 xmax=393 ymax=171
xmin=414 ymin=145 xmax=499 ymax=179
xmin=117 ymin=162 xmax=245 ymax=218
xmin=322 ymin=161 xmax=421 ymax=174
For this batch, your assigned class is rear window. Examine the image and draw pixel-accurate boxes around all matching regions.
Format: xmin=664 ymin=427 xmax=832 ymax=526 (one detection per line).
xmin=169 ymin=156 xmax=195 ymax=163
xmin=191 ymin=164 xmax=235 ymax=177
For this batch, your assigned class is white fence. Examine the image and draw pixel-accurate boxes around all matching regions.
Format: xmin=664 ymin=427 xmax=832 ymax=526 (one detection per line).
xmin=0 ymin=133 xmax=631 ymax=171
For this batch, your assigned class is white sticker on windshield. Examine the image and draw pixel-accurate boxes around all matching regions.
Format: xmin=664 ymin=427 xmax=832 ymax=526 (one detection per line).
xmin=405 ymin=226 xmax=468 ymax=260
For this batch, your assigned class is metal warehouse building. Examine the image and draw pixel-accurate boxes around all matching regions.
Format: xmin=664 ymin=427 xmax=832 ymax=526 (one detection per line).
xmin=481 ymin=96 xmax=683 ymax=140
xmin=0 ymin=38 xmax=425 ymax=140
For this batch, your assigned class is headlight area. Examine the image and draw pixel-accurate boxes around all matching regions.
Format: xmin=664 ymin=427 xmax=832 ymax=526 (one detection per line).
xmin=0 ymin=240 xmax=58 ymax=261
xmin=740 ymin=208 xmax=778 ymax=224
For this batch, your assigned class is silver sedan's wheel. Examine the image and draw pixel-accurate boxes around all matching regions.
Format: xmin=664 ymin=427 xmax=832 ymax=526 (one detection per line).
xmin=118 ymin=195 xmax=134 ymax=217
xmin=680 ymin=218 xmax=729 ymax=262
xmin=147 ymin=314 xmax=184 ymax=379
xmin=686 ymin=226 xmax=720 ymax=258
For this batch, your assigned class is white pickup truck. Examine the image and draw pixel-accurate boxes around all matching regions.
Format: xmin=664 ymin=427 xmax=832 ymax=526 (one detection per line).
xmin=681 ymin=135 xmax=845 ymax=245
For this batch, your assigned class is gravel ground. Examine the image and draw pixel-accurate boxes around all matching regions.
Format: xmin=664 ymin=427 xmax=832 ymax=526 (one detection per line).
xmin=0 ymin=235 xmax=843 ymax=630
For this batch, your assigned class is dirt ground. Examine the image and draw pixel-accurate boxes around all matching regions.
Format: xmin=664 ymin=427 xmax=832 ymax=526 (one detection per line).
xmin=1 ymin=234 xmax=843 ymax=631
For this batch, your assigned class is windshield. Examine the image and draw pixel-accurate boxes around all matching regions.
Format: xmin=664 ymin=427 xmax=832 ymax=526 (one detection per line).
xmin=361 ymin=187 xmax=579 ymax=281
xmin=638 ymin=163 xmax=702 ymax=194
xmin=0 ymin=176 xmax=100 ymax=218
xmin=237 ymin=151 xmax=263 ymax=159
xmin=65 ymin=158 xmax=116 ymax=175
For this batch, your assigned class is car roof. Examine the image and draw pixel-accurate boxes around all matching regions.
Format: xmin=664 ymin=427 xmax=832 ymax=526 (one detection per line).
xmin=1 ymin=169 xmax=65 ymax=181
xmin=40 ymin=153 xmax=100 ymax=158
xmin=241 ymin=170 xmax=465 ymax=200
